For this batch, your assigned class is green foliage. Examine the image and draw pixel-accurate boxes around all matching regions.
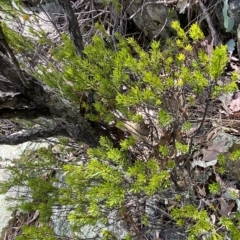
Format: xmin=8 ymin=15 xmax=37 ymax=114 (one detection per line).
xmin=121 ymin=234 xmax=133 ymax=240
xmin=209 ymin=45 xmax=228 ymax=80
xmin=189 ymin=23 xmax=205 ymax=42
xmin=0 ymin=147 xmax=60 ymax=223
xmin=172 ymin=205 xmax=240 ymax=240
xmin=158 ymin=109 xmax=173 ymax=127
xmin=171 ymin=205 xmax=219 ymax=240
xmin=182 ymin=121 xmax=192 ymax=132
xmin=208 ymin=183 xmax=221 ymax=194
xmin=60 ymin=136 xmax=170 ymax=231
xmin=220 ymin=216 xmax=240 ymax=240
xmin=1 ymin=22 xmax=35 ymax=54
xmin=175 ymin=142 xmax=189 ymax=154
xmin=0 ymin=0 xmax=23 ymax=16
xmin=34 ymin=20 xmax=235 ymax=137
xmin=120 ymin=136 xmax=136 ymax=150
xmin=159 ymin=145 xmax=169 ymax=157
xmin=0 ymin=17 xmax=238 ymax=239
xmin=230 ymin=150 xmax=240 ymax=161
xmin=172 ymin=21 xmax=187 ymax=41
xmin=16 ymin=225 xmax=57 ymax=240
xmin=101 ymin=229 xmax=118 ymax=240
xmin=216 ymin=153 xmax=227 ymax=174
xmin=217 ymin=153 xmax=227 ymax=166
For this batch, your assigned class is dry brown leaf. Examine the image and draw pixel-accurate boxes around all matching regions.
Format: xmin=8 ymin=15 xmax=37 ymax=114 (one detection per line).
xmin=229 ymin=91 xmax=240 ymax=112
xmin=211 ymin=214 xmax=216 ymax=224
xmin=207 ymin=40 xmax=213 ymax=57
xmin=177 ymin=0 xmax=188 ymax=14
xmin=229 ymin=98 xmax=240 ymax=112
xmin=27 ymin=210 xmax=39 ymax=225
xmin=207 ymin=125 xmax=223 ymax=142
xmin=218 ymin=93 xmax=233 ymax=115
xmin=192 ymin=141 xmax=227 ymax=168
xmin=218 ymin=198 xmax=235 ymax=216
xmin=200 ymin=141 xmax=226 ymax=162
xmin=195 ymin=185 xmax=206 ymax=197
xmin=118 ymin=121 xmax=150 ymax=143
xmin=191 ymin=159 xmax=217 ymax=168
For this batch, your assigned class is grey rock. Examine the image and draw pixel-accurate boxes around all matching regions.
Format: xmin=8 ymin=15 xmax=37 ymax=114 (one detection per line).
xmin=229 ymin=0 xmax=240 ymax=27
xmin=159 ymin=226 xmax=187 ymax=240
xmin=93 ymin=0 xmax=177 ymax=40
xmin=0 ymin=142 xmax=49 ymax=236
xmin=21 ymin=0 xmax=53 ymax=7
xmin=126 ymin=0 xmax=177 ymax=40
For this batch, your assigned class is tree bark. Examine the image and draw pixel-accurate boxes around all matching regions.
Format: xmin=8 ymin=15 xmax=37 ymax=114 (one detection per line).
xmin=0 ymin=22 xmax=31 ymax=88
xmin=0 ymin=125 xmax=68 ymax=145
xmin=0 ymin=107 xmax=51 ymax=119
xmin=0 ymin=1 xmax=102 ymax=146
xmin=0 ymin=53 xmax=100 ymax=146
xmin=57 ymin=0 xmax=85 ymax=57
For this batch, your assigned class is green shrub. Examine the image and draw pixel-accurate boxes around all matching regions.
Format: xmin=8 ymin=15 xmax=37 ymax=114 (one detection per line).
xmin=1 ymin=20 xmax=239 ymax=239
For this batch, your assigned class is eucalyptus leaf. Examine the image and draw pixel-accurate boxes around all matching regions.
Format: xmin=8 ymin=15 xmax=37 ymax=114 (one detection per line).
xmin=236 ymin=199 xmax=240 ymax=212
xmin=226 ymin=39 xmax=235 ymax=53
xmin=223 ymin=0 xmax=234 ymax=32
xmin=238 ymin=23 xmax=240 ymax=38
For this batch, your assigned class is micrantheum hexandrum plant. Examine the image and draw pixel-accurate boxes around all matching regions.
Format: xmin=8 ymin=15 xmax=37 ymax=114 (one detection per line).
xmin=60 ymin=136 xmax=170 ymax=235
xmin=42 ymin=20 xmax=237 ymax=136
xmin=208 ymin=182 xmax=221 ymax=194
xmin=171 ymin=205 xmax=223 ymax=240
xmin=217 ymin=153 xmax=227 ymax=174
xmin=0 ymin=147 xmax=60 ymax=222
xmin=171 ymin=204 xmax=240 ymax=240
xmin=1 ymin=18 xmax=239 ymax=238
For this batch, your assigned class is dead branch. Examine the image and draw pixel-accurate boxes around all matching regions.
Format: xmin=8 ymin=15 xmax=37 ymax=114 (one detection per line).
xmin=57 ymin=0 xmax=85 ymax=57
xmin=0 ymin=125 xmax=68 ymax=145
xmin=0 ymin=92 xmax=36 ymax=108
xmin=0 ymin=22 xmax=30 ymax=88
xmin=199 ymin=0 xmax=221 ymax=46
